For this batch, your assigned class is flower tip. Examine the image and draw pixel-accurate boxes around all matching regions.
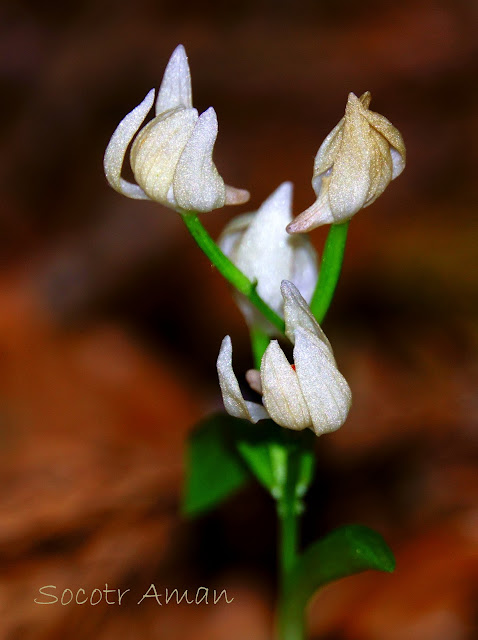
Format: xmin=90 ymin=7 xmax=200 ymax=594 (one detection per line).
xmin=253 ymin=181 xmax=294 ymax=220
xmin=285 ymin=215 xmax=315 ymax=235
xmin=277 ymin=180 xmax=293 ymax=194
xmin=172 ymin=43 xmax=187 ymax=58
xmin=273 ymin=180 xmax=294 ymax=203
xmin=166 ymin=44 xmax=189 ymax=72
xmin=346 ymin=90 xmax=374 ymax=114
xmin=156 ymin=44 xmax=192 ymax=114
xmin=168 ymin=44 xmax=190 ymax=76
xmin=280 ymin=280 xmax=309 ymax=315
xmin=359 ymin=90 xmax=372 ymax=107
xmin=145 ymin=88 xmax=156 ymax=105
xmin=200 ymin=105 xmax=218 ymax=125
xmin=195 ymin=106 xmax=219 ymax=140
xmin=280 ymin=279 xmax=295 ymax=297
xmin=217 ymin=335 xmax=232 ymax=363
xmin=345 ymin=91 xmax=362 ymax=114
xmin=225 ymin=186 xmax=250 ymax=205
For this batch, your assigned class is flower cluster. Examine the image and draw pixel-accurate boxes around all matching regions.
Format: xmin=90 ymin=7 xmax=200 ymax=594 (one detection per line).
xmin=287 ymin=92 xmax=406 ymax=233
xmin=104 ymin=45 xmax=406 ymax=438
xmin=104 ymin=45 xmax=249 ymax=212
xmin=217 ymin=281 xmax=351 ymax=435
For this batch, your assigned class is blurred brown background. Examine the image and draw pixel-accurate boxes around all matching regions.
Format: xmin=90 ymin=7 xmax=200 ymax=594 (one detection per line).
xmin=0 ymin=0 xmax=477 ymax=638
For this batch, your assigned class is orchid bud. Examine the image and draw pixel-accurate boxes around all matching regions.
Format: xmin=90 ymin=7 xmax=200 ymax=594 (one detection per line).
xmin=104 ymin=45 xmax=249 ymax=213
xmin=287 ymin=92 xmax=406 ymax=233
xmin=217 ymin=281 xmax=351 ymax=436
xmin=218 ymin=182 xmax=318 ymax=334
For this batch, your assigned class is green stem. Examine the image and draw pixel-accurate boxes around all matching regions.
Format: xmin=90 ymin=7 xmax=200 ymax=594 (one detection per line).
xmin=279 ymin=508 xmax=298 ymax=587
xmin=310 ymin=221 xmax=350 ymax=324
xmin=277 ymin=449 xmax=304 ymax=640
xmin=180 ymin=212 xmax=285 ymax=334
xmin=278 ymin=510 xmax=305 ymax=640
xmin=276 ymin=223 xmax=350 ymax=638
xmin=250 ymin=325 xmax=270 ymax=369
xmin=279 ymin=592 xmax=305 ymax=640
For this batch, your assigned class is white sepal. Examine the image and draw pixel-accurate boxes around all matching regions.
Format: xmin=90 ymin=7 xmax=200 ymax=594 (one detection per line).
xmin=261 ymin=340 xmax=311 ymax=431
xmin=103 ymin=89 xmax=155 ymax=200
xmin=217 ymin=336 xmax=268 ymax=423
xmin=174 ymin=107 xmax=226 ymax=212
xmin=155 ymin=44 xmax=192 ymax=114
xmin=130 ymin=108 xmax=198 ymax=204
xmin=234 ymin=182 xmax=295 ymax=313
xmin=294 ymin=328 xmax=351 ymax=435
xmin=219 ymin=183 xmax=318 ymax=334
xmin=281 ymin=280 xmax=332 ymax=353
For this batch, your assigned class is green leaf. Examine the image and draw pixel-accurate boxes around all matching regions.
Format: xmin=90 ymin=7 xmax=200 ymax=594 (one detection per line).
xmin=232 ymin=419 xmax=308 ymax=499
xmin=183 ymin=414 xmax=318 ymax=516
xmin=280 ymin=524 xmax=395 ymax=636
xmin=292 ymin=524 xmax=396 ymax=589
xmin=294 ymin=434 xmax=316 ymax=499
xmin=182 ymin=414 xmax=251 ymax=517
xmin=232 ymin=420 xmax=317 ymax=502
xmin=232 ymin=419 xmax=279 ymax=494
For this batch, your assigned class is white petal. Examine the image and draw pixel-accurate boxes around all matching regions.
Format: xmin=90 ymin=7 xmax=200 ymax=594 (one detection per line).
xmin=130 ymin=108 xmax=198 ymax=205
xmin=281 ymin=280 xmax=333 ymax=355
xmin=234 ymin=182 xmax=295 ymax=316
xmin=225 ymin=186 xmax=250 ymax=205
xmin=294 ymin=328 xmax=351 ymax=436
xmin=289 ymin=236 xmax=319 ymax=303
xmin=327 ymin=93 xmax=374 ymax=218
xmin=217 ymin=336 xmax=268 ymax=423
xmin=312 ymin=119 xmax=344 ymax=190
xmin=245 ymin=369 xmax=262 ymax=394
xmin=218 ymin=212 xmax=256 ymax=258
xmin=261 ymin=341 xmax=310 ymax=431
xmin=286 ymin=177 xmax=336 ymax=232
xmin=217 ymin=213 xmax=260 ymax=330
xmin=390 ymin=147 xmax=406 ymax=179
xmin=155 ymin=44 xmax=192 ymax=115
xmin=363 ymin=107 xmax=406 ymax=179
xmin=245 ymin=400 xmax=269 ymax=422
xmin=362 ymin=130 xmax=393 ymax=207
xmin=359 ymin=91 xmax=372 ymax=109
xmin=103 ymin=89 xmax=155 ymax=200
xmin=173 ymin=107 xmax=226 ymax=212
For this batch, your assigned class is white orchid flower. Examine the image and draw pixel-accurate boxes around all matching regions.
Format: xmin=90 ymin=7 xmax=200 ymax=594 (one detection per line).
xmin=217 ymin=281 xmax=351 ymax=436
xmin=218 ymin=182 xmax=318 ymax=334
xmin=287 ymin=92 xmax=406 ymax=233
xmin=104 ymin=45 xmax=249 ymax=213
